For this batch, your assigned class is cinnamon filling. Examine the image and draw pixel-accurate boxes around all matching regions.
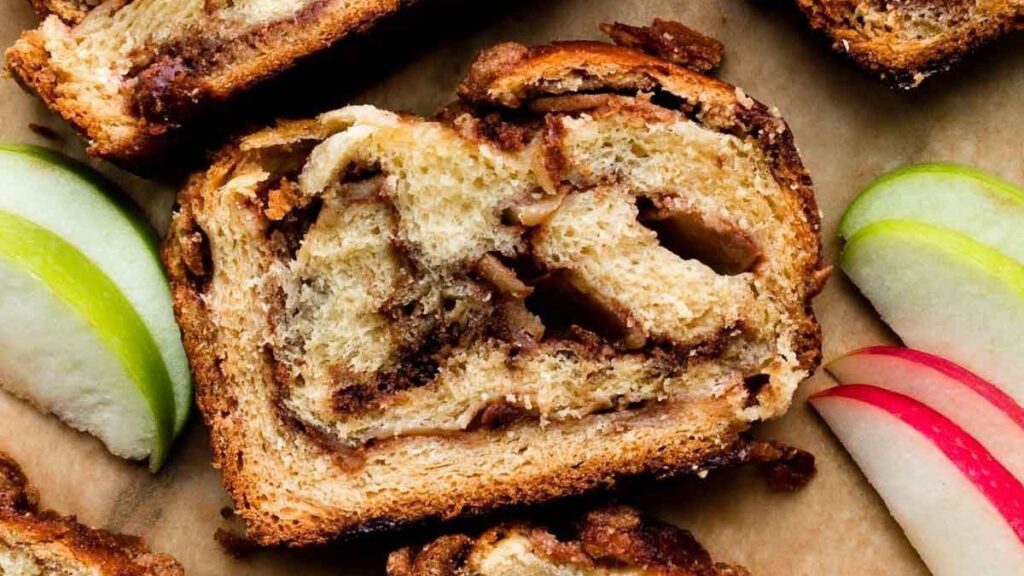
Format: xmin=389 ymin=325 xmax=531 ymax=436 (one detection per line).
xmin=229 ymin=94 xmax=811 ymax=452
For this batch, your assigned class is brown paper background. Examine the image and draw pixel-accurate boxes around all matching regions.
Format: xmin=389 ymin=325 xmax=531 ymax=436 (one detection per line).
xmin=3 ymin=1 xmax=1023 ymax=574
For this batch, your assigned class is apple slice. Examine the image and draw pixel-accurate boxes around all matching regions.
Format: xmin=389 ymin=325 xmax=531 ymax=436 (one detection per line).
xmin=0 ymin=145 xmax=191 ymax=435
xmin=0 ymin=211 xmax=174 ymax=469
xmin=827 ymin=346 xmax=1024 ymax=481
xmin=810 ymin=385 xmax=1024 ymax=576
xmin=842 ymin=220 xmax=1024 ymax=403
xmin=840 ymin=163 xmax=1024 ymax=263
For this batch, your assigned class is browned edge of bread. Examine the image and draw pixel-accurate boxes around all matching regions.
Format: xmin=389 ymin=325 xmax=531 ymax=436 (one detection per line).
xmin=387 ymin=505 xmax=750 ymax=576
xmin=0 ymin=452 xmax=183 ymax=575
xmin=793 ymin=0 xmax=1024 ymax=89
xmin=162 ymin=28 xmax=828 ymax=546
xmin=27 ymin=0 xmax=99 ymax=24
xmin=5 ymin=0 xmax=419 ymax=163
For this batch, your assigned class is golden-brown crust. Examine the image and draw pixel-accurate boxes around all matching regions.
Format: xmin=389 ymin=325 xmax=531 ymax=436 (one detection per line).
xmin=163 ymin=36 xmax=826 ymax=547
xmin=26 ymin=0 xmax=100 ymax=25
xmin=387 ymin=506 xmax=750 ymax=576
xmin=0 ymin=452 xmax=183 ymax=575
xmin=5 ymin=0 xmax=417 ymax=163
xmin=792 ymin=0 xmax=1024 ymax=88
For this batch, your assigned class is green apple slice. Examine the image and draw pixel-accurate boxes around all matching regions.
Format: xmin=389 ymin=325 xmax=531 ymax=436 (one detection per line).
xmin=840 ymin=163 xmax=1024 ymax=263
xmin=0 ymin=212 xmax=174 ymax=469
xmin=842 ymin=220 xmax=1024 ymax=403
xmin=0 ymin=145 xmax=191 ymax=434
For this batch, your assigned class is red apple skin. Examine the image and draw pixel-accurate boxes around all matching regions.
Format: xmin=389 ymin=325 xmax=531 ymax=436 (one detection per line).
xmin=827 ymin=346 xmax=1024 ymax=481
xmin=835 ymin=346 xmax=1024 ymax=428
xmin=811 ymin=385 xmax=1024 ymax=543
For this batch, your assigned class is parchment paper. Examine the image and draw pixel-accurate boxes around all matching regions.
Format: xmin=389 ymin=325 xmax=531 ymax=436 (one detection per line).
xmin=3 ymin=1 xmax=1023 ymax=573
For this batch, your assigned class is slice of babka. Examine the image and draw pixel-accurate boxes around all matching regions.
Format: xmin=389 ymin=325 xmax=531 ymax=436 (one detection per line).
xmin=790 ymin=0 xmax=1024 ymax=88
xmin=163 ymin=26 xmax=828 ymax=546
xmin=6 ymin=0 xmax=417 ymax=162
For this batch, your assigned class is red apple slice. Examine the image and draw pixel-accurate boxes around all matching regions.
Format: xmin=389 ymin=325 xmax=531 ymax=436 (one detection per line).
xmin=827 ymin=346 xmax=1024 ymax=481
xmin=810 ymin=385 xmax=1024 ymax=576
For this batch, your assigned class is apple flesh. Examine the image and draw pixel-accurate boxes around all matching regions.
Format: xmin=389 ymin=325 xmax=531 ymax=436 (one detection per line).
xmin=827 ymin=346 xmax=1024 ymax=481
xmin=810 ymin=385 xmax=1024 ymax=576
xmin=0 ymin=145 xmax=191 ymax=434
xmin=840 ymin=163 xmax=1024 ymax=263
xmin=842 ymin=220 xmax=1024 ymax=404
xmin=0 ymin=211 xmax=174 ymax=469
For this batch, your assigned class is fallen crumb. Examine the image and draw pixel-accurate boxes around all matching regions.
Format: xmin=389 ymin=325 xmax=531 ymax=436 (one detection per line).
xmin=601 ymin=19 xmax=724 ymax=74
xmin=762 ymin=448 xmax=816 ymax=491
xmin=734 ymin=87 xmax=755 ymax=109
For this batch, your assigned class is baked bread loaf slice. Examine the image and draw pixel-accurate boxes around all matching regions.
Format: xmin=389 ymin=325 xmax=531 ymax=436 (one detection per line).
xmin=0 ymin=451 xmax=183 ymax=575
xmin=163 ymin=29 xmax=828 ymax=546
xmin=387 ymin=506 xmax=749 ymax=576
xmin=792 ymin=0 xmax=1024 ymax=88
xmin=5 ymin=0 xmax=416 ymax=162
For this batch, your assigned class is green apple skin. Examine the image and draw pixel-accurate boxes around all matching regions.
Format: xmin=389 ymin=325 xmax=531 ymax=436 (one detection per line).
xmin=840 ymin=163 xmax=1024 ymax=263
xmin=0 ymin=145 xmax=191 ymax=435
xmin=842 ymin=220 xmax=1024 ymax=404
xmin=0 ymin=211 xmax=174 ymax=470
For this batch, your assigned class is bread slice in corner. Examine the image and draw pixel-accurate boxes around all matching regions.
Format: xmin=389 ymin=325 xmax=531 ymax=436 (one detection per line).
xmin=0 ymin=451 xmax=183 ymax=575
xmin=388 ymin=506 xmax=750 ymax=576
xmin=791 ymin=0 xmax=1024 ymax=88
xmin=163 ymin=24 xmax=829 ymax=547
xmin=5 ymin=0 xmax=417 ymax=163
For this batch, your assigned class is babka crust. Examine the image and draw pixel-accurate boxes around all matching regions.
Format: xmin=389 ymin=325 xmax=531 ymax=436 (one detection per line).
xmin=27 ymin=0 xmax=101 ymax=24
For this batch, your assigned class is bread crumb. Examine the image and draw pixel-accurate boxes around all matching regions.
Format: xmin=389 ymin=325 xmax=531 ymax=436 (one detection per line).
xmin=734 ymin=87 xmax=754 ymax=109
